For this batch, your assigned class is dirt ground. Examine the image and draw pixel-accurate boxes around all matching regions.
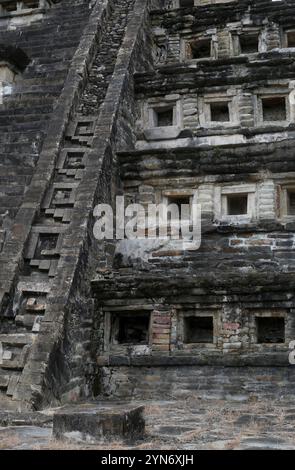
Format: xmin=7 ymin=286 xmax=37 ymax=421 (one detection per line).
xmin=1 ymin=397 xmax=295 ymax=450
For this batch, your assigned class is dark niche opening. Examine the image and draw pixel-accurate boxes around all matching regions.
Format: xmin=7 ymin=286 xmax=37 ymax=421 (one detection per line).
xmin=180 ymin=0 xmax=194 ymax=7
xmin=35 ymin=233 xmax=58 ymax=259
xmin=287 ymin=190 xmax=295 ymax=215
xmin=190 ymin=39 xmax=211 ymax=59
xmin=184 ymin=316 xmax=214 ymax=343
xmin=155 ymin=107 xmax=174 ymax=127
xmin=111 ymin=312 xmax=150 ymax=345
xmin=262 ymin=96 xmax=286 ymax=122
xmin=210 ymin=102 xmax=230 ymax=122
xmin=240 ymin=34 xmax=259 ymax=54
xmin=167 ymin=195 xmax=190 ymax=220
xmin=287 ymin=31 xmax=295 ymax=48
xmin=0 ymin=1 xmax=18 ymax=12
xmin=256 ymin=317 xmax=285 ymax=344
xmin=0 ymin=44 xmax=29 ymax=71
xmin=24 ymin=0 xmax=40 ymax=8
xmin=227 ymin=194 xmax=248 ymax=216
xmin=0 ymin=0 xmax=41 ymax=13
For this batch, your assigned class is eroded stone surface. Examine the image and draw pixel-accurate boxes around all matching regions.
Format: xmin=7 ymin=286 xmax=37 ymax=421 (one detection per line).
xmin=53 ymin=403 xmax=145 ymax=443
xmin=0 ymin=0 xmax=295 ymax=432
xmin=1 ymin=398 xmax=295 ymax=450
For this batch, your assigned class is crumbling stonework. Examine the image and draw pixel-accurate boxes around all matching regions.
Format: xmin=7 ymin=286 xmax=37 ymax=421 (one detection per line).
xmin=0 ymin=0 xmax=295 ymax=414
xmin=92 ymin=0 xmax=295 ymax=401
xmin=0 ymin=0 xmax=153 ymax=409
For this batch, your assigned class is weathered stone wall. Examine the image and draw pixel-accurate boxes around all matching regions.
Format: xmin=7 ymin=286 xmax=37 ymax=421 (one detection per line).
xmin=98 ymin=365 xmax=295 ymax=401
xmin=2 ymin=0 xmax=295 ymax=409
xmin=152 ymin=0 xmax=289 ymax=65
xmin=92 ymin=271 xmax=295 ymax=365
xmin=90 ymin=0 xmax=295 ymax=400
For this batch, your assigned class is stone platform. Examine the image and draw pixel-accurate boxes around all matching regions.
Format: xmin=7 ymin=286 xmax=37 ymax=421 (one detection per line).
xmin=52 ymin=403 xmax=145 ymax=443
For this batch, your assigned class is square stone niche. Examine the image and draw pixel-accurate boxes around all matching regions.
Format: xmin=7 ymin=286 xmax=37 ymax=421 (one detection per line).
xmin=250 ymin=310 xmax=288 ymax=347
xmin=256 ymin=317 xmax=285 ymax=344
xmin=186 ymin=38 xmax=212 ymax=60
xmin=279 ymin=184 xmax=295 ymax=219
xmin=216 ymin=184 xmax=257 ymax=223
xmin=256 ymin=91 xmax=291 ymax=125
xmin=178 ymin=311 xmax=219 ymax=349
xmin=105 ymin=311 xmax=152 ymax=353
xmin=179 ymin=0 xmax=194 ymax=6
xmin=262 ymin=97 xmax=286 ymax=121
xmin=167 ymin=195 xmax=191 ymax=220
xmin=185 ymin=316 xmax=213 ymax=343
xmin=0 ymin=1 xmax=54 ymax=16
xmin=283 ymin=30 xmax=295 ymax=48
xmin=143 ymin=99 xmax=183 ymax=140
xmin=199 ymin=93 xmax=239 ymax=128
xmin=239 ymin=33 xmax=260 ymax=55
xmin=160 ymin=190 xmax=195 ymax=241
xmin=210 ymin=102 xmax=230 ymax=122
xmin=162 ymin=191 xmax=194 ymax=219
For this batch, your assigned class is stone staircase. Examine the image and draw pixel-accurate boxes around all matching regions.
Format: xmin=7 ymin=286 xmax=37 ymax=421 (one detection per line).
xmin=0 ymin=0 xmax=93 ymax=406
xmin=0 ymin=0 xmax=138 ymax=408
xmin=78 ymin=0 xmax=136 ymax=115
xmin=0 ymin=0 xmax=92 ymax=232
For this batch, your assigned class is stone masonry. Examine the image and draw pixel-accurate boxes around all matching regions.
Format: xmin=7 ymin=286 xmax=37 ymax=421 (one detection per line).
xmin=0 ymin=0 xmax=295 ymax=417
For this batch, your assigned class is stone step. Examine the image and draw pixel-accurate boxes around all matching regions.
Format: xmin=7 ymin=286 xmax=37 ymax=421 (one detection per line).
xmin=0 ymin=333 xmax=34 ymax=376
xmin=0 ymin=105 xmax=52 ymax=114
xmin=0 ymin=334 xmax=34 ymax=346
xmin=18 ymin=20 xmax=90 ymax=39
xmin=1 ymin=359 xmax=26 ymax=371
xmin=0 ymin=131 xmax=46 ymax=141
xmin=0 ymin=169 xmax=33 ymax=180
